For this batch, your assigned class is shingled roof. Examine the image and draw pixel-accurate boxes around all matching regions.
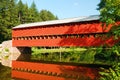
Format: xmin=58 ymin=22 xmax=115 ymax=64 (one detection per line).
xmin=13 ymin=15 xmax=99 ymax=29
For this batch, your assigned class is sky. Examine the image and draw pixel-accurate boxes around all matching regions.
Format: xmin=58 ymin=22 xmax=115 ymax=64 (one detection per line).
xmin=21 ymin=0 xmax=100 ymax=19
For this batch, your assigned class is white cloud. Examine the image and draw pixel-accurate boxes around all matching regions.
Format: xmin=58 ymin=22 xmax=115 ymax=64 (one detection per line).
xmin=74 ymin=2 xmax=79 ymax=6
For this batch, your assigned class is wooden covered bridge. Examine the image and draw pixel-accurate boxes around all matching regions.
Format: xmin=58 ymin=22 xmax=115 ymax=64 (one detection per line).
xmin=12 ymin=15 xmax=115 ymax=80
xmin=12 ymin=15 xmax=115 ymax=47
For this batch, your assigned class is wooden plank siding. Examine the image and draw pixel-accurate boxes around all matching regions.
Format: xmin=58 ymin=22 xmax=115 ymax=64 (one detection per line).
xmin=12 ymin=21 xmax=116 ymax=47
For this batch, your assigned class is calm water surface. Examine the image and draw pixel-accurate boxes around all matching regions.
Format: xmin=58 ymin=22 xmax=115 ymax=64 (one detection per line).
xmin=0 ymin=63 xmax=11 ymax=80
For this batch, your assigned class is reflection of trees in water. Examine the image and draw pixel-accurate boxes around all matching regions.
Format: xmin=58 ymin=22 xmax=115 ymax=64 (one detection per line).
xmin=0 ymin=63 xmax=11 ymax=80
xmin=31 ymin=47 xmax=97 ymax=64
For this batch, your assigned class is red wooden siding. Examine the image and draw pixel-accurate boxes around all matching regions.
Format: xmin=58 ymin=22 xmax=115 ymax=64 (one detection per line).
xmin=12 ymin=22 xmax=110 ymax=37
xmin=12 ymin=61 xmax=100 ymax=80
xmin=12 ymin=21 xmax=116 ymax=47
xmin=12 ymin=36 xmax=115 ymax=47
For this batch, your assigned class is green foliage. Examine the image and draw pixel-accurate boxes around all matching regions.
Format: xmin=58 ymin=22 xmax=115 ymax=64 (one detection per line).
xmin=39 ymin=9 xmax=58 ymax=21
xmin=95 ymin=46 xmax=117 ymax=64
xmin=98 ymin=0 xmax=120 ymax=79
xmin=79 ymin=48 xmax=96 ymax=63
xmin=99 ymin=63 xmax=120 ymax=80
xmin=32 ymin=47 xmax=100 ymax=64
xmin=0 ymin=0 xmax=58 ymax=43
xmin=17 ymin=0 xmax=24 ymax=23
xmin=98 ymin=0 xmax=120 ymax=40
xmin=98 ymin=0 xmax=120 ymax=24
xmin=29 ymin=1 xmax=39 ymax=22
xmin=110 ymin=25 xmax=120 ymax=40
xmin=0 ymin=63 xmax=11 ymax=80
xmin=0 ymin=0 xmax=18 ymax=43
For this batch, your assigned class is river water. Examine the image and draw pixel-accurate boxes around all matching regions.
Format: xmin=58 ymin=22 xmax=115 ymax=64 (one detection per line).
xmin=0 ymin=63 xmax=11 ymax=80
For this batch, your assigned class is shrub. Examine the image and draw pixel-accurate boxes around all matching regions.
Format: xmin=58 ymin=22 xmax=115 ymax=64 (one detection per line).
xmin=99 ymin=63 xmax=120 ymax=80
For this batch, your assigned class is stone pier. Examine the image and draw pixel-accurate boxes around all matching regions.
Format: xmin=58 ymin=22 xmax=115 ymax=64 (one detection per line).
xmin=0 ymin=40 xmax=31 ymax=67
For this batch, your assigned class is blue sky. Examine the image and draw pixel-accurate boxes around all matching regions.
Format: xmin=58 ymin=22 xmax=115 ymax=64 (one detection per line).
xmin=21 ymin=0 xmax=100 ymax=19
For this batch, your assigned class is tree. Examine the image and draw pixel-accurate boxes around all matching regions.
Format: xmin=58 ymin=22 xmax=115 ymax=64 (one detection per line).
xmin=0 ymin=0 xmax=19 ymax=43
xmin=17 ymin=0 xmax=24 ymax=23
xmin=0 ymin=0 xmax=59 ymax=43
xmin=28 ymin=1 xmax=39 ymax=22
xmin=98 ymin=0 xmax=120 ymax=24
xmin=22 ymin=3 xmax=31 ymax=23
xmin=98 ymin=0 xmax=120 ymax=61
xmin=98 ymin=0 xmax=120 ymax=79
xmin=39 ymin=9 xmax=58 ymax=21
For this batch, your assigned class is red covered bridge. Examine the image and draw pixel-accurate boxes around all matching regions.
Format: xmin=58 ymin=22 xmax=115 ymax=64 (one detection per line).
xmin=12 ymin=15 xmax=114 ymax=80
xmin=12 ymin=15 xmax=115 ymax=47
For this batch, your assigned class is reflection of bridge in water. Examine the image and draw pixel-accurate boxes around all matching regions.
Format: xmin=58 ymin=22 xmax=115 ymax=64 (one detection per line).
xmin=12 ymin=15 xmax=115 ymax=80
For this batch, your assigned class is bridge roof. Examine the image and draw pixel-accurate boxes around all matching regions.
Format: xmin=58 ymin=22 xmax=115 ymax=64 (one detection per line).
xmin=13 ymin=15 xmax=99 ymax=29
